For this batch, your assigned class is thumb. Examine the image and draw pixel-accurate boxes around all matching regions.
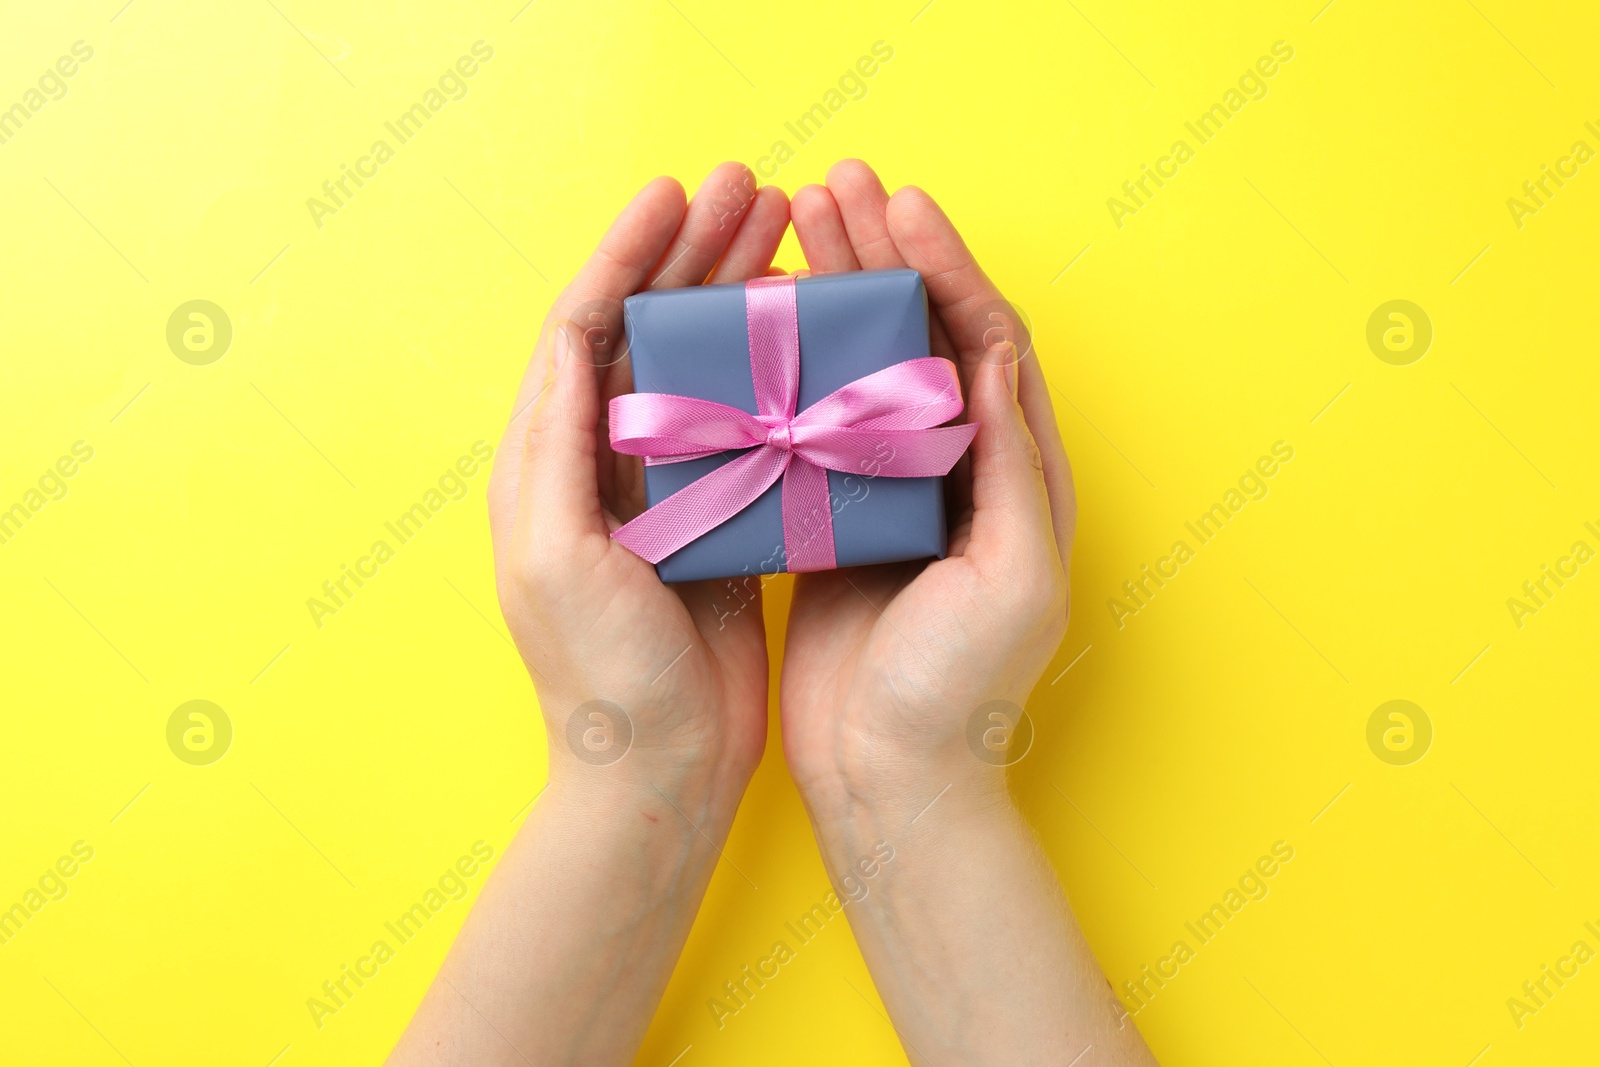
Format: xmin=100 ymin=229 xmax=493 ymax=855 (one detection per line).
xmin=964 ymin=355 xmax=1055 ymax=569
xmin=517 ymin=318 xmax=610 ymax=553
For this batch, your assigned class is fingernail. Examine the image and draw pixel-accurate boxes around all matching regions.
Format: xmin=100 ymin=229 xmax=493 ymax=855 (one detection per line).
xmin=1003 ymin=355 xmax=1017 ymax=399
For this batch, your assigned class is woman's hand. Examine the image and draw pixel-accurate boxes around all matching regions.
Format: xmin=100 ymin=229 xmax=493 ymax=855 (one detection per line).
xmin=775 ymin=161 xmax=1154 ymax=1067
xmin=389 ymin=164 xmax=791 ymax=1067
xmin=489 ymin=161 xmax=789 ymax=798
xmin=780 ymin=159 xmax=1078 ymax=814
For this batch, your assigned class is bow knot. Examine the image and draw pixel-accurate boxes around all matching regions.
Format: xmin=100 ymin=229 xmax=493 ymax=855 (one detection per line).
xmin=609 ymin=275 xmax=978 ymax=572
xmin=759 ymin=416 xmax=794 ymax=453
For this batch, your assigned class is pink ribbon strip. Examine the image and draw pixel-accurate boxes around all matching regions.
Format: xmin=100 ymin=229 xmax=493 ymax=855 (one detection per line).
xmin=609 ymin=274 xmax=977 ymax=572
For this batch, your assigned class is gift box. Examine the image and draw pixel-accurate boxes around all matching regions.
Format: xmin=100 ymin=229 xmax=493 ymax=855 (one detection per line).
xmin=611 ymin=268 xmax=976 ymax=583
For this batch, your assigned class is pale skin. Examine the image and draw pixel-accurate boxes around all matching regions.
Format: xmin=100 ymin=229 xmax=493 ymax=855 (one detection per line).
xmin=387 ymin=160 xmax=1158 ymax=1067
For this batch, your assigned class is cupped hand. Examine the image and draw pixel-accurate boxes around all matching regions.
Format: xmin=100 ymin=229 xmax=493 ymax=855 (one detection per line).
xmin=779 ymin=160 xmax=1079 ymax=809
xmin=488 ymin=162 xmax=789 ymax=794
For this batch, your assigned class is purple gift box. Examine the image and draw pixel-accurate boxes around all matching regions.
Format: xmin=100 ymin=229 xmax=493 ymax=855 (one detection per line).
xmin=617 ymin=268 xmax=970 ymax=584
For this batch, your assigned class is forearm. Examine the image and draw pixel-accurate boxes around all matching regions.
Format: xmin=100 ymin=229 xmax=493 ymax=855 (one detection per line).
xmin=801 ymin=758 xmax=1156 ymax=1067
xmin=388 ymin=759 xmax=749 ymax=1067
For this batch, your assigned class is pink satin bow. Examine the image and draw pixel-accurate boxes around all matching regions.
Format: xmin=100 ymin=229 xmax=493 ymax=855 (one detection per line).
xmin=609 ymin=274 xmax=978 ymax=572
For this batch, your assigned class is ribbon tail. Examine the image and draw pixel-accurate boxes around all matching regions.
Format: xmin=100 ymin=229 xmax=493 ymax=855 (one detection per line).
xmin=612 ymin=446 xmax=789 ymax=565
xmin=781 ymin=459 xmax=837 ymax=573
xmin=792 ymin=423 xmax=979 ymax=477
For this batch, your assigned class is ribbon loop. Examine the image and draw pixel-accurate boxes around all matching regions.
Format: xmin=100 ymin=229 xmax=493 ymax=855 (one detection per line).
xmin=610 ymin=275 xmax=978 ymax=572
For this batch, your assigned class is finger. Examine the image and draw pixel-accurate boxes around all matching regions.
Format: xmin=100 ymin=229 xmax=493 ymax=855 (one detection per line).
xmin=1017 ymin=356 xmax=1077 ymax=562
xmin=963 ymin=357 xmax=1058 ymax=577
xmin=825 ymin=158 xmax=906 ymax=270
xmin=593 ymin=166 xmax=766 ymax=504
xmin=884 ymin=185 xmax=1074 ymax=565
xmin=520 ymin=322 xmax=610 ymax=546
xmin=598 ymin=175 xmax=783 ymax=524
xmin=489 ymin=176 xmax=686 ymax=571
xmin=826 ymin=160 xmax=961 ymax=370
xmin=882 ymin=185 xmax=1008 ymax=364
xmin=791 ymin=184 xmax=860 ymax=273
xmin=645 ymin=161 xmax=760 ymax=290
xmin=707 ymin=184 xmax=791 ymax=284
xmin=795 ymin=168 xmax=966 ymax=512
xmin=506 ymin=176 xmax=686 ymax=426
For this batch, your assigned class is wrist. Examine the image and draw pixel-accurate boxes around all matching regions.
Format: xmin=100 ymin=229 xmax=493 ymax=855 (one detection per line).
xmin=786 ymin=695 xmax=1020 ymax=821
xmin=793 ymin=741 xmax=1014 ymax=842
xmin=540 ymin=687 xmax=764 ymax=806
xmin=545 ymin=741 xmax=756 ymax=827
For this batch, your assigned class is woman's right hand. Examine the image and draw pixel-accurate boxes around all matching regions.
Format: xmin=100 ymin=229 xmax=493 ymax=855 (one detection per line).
xmin=488 ymin=162 xmax=790 ymax=801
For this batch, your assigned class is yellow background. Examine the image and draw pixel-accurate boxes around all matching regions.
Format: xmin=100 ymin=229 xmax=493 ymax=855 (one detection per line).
xmin=2 ymin=0 xmax=1597 ymax=1063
